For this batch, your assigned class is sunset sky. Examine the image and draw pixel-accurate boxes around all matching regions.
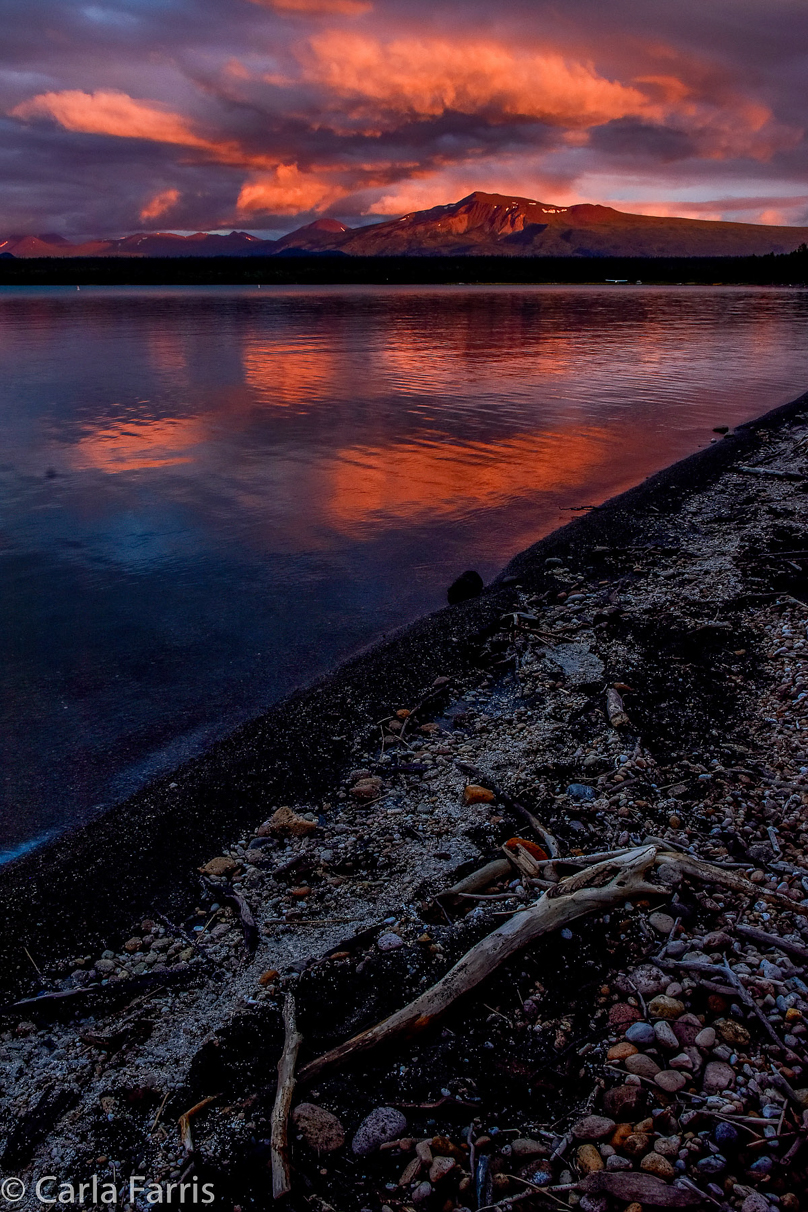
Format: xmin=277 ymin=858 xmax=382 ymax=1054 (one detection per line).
xmin=2 ymin=0 xmax=807 ymax=238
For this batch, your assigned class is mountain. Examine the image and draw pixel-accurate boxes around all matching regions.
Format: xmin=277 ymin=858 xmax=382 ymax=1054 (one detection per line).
xmin=324 ymin=193 xmax=808 ymax=257
xmin=3 ymin=193 xmax=808 ymax=258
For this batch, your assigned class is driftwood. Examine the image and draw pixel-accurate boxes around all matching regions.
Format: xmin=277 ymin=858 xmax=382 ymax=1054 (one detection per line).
xmin=298 ymin=846 xmax=660 ymax=1084
xmin=733 ymin=922 xmax=808 ymax=964
xmin=271 ymin=994 xmax=302 ymax=1201
xmin=179 ymin=1096 xmax=218 ymax=1157
xmin=438 ymin=859 xmax=511 ymax=903
xmin=656 ymin=851 xmax=808 ymax=917
xmin=0 ymin=966 xmax=198 ymax=1019
xmin=735 ymin=465 xmax=807 ymax=481
xmin=606 ymin=688 xmax=629 ymax=728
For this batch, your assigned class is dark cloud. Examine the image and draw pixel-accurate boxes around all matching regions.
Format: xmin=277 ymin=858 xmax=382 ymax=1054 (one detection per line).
xmin=1 ymin=0 xmax=807 ymax=235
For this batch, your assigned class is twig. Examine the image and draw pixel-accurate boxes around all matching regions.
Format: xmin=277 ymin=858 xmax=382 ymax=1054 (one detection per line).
xmin=271 ymin=994 xmax=302 ymax=1201
xmin=23 ymin=947 xmax=42 ymax=976
xmin=151 ymin=1091 xmax=170 ymax=1133
xmin=178 ymin=1096 xmax=217 ymax=1157
xmin=298 ymin=847 xmax=660 ymax=1084
xmin=719 ymin=955 xmax=786 ymax=1049
xmin=732 ymin=923 xmax=808 ymax=964
xmin=213 ymin=881 xmax=258 ymax=954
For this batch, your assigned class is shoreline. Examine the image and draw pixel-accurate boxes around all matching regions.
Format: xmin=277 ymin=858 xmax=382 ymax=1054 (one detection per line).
xmin=0 ymin=392 xmax=807 ymax=1208
xmin=0 ymin=387 xmax=806 ymax=990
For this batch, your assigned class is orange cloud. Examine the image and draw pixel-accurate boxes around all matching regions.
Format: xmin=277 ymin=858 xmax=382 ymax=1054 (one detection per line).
xmin=237 ymin=162 xmax=346 ymax=214
xmin=12 ymin=90 xmax=209 ymax=147
xmin=251 ymin=0 xmax=371 ymax=13
xmin=140 ymin=188 xmax=180 ymax=221
xmin=10 ymin=88 xmax=276 ymax=171
xmin=301 ymin=33 xmax=649 ymax=129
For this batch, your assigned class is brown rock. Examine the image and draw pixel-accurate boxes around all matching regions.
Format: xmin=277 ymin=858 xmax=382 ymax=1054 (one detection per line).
xmin=641 ymin=1153 xmax=675 ymax=1179
xmin=572 ymin=1116 xmax=616 ymax=1141
xmin=292 ymin=1103 xmax=345 ymax=1153
xmin=672 ymin=1015 xmax=703 ymax=1048
xmin=703 ymin=930 xmax=732 ymax=950
xmin=625 ymin=1054 xmax=661 ymax=1078
xmin=603 ymin=1085 xmax=646 ymax=1120
xmin=257 ymin=968 xmax=279 ymax=986
xmin=654 ymin=1135 xmax=681 ymax=1158
xmin=266 ymin=806 xmax=318 ymax=837
xmin=610 ymin=1003 xmax=642 ymax=1027
xmin=577 ymin=1144 xmax=604 ymax=1174
xmin=622 ymin=1132 xmax=651 ymax=1157
xmin=648 ymin=995 xmax=685 ymax=1020
xmin=714 ymin=1018 xmax=750 ymax=1046
xmin=610 ymin=1123 xmax=635 ymax=1150
xmin=608 ymin=1041 xmax=638 ymax=1061
xmin=123 ymin=937 xmax=143 ymax=953
xmin=581 ymin=1171 xmax=701 ymax=1206
xmin=199 ymin=856 xmax=240 ymax=878
xmin=429 ymin=1156 xmax=456 ymax=1183
xmin=350 ymin=777 xmax=383 ymax=801
xmin=463 ymin=784 xmax=496 ymax=804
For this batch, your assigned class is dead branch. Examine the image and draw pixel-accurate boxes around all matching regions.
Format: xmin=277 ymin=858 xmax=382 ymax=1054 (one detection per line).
xmin=657 ymin=851 xmax=808 ymax=916
xmin=454 ymin=762 xmax=559 ymax=856
xmin=298 ymin=846 xmax=659 ymax=1085
xmin=606 ymin=688 xmax=629 ymax=728
xmin=271 ymin=994 xmax=302 ymax=1201
xmin=438 ymin=859 xmax=511 ymax=902
xmin=732 ymin=923 xmax=808 ymax=964
xmin=179 ymin=1096 xmax=217 ymax=1157
xmin=203 ymin=879 xmax=258 ymax=954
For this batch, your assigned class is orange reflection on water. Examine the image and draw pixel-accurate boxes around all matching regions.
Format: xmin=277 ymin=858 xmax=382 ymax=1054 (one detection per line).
xmin=325 ymin=426 xmax=614 ymax=535
xmin=70 ymin=416 xmax=206 ymax=473
xmin=242 ymin=339 xmax=341 ymax=408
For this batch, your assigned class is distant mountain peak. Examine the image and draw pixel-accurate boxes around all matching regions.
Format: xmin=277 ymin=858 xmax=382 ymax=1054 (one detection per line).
xmin=2 ymin=194 xmax=807 ymax=259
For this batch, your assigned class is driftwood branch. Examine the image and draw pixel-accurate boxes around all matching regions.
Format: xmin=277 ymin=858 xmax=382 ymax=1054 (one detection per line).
xmin=732 ymin=923 xmax=808 ymax=964
xmin=298 ymin=846 xmax=659 ymax=1085
xmin=178 ymin=1096 xmax=217 ymax=1157
xmin=271 ymin=994 xmax=302 ymax=1201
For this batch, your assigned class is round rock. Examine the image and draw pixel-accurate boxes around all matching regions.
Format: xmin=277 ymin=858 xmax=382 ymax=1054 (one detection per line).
xmin=648 ymin=995 xmax=684 ymax=1020
xmin=352 ymin=1107 xmax=407 ymax=1155
xmin=572 ymin=1116 xmax=616 ymax=1142
xmin=292 ymin=1103 xmax=345 ymax=1153
xmin=625 ymin=1054 xmax=660 ymax=1078
xmin=625 ymin=1021 xmax=656 ymax=1046
xmin=377 ymin=933 xmax=404 ymax=952
xmin=703 ymin=1061 xmax=735 ymax=1094
xmin=655 ymin=1070 xmax=687 ymax=1093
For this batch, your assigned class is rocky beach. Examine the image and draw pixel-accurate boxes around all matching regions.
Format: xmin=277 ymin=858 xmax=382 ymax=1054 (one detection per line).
xmin=2 ymin=391 xmax=808 ymax=1212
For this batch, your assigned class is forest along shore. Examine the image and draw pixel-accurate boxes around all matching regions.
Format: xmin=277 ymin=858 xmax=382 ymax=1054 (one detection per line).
xmin=1 ymin=406 xmax=808 ymax=1212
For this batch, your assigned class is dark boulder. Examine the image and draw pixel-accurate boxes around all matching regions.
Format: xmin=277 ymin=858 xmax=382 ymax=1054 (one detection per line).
xmin=447 ymin=570 xmax=484 ymax=605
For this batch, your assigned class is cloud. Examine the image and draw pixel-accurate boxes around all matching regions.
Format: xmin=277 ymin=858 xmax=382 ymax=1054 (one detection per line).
xmin=250 ymin=0 xmax=371 ymax=14
xmin=140 ymin=187 xmax=180 ymax=220
xmin=237 ymin=162 xmax=345 ymax=214
xmin=11 ymin=89 xmax=208 ymax=147
xmin=301 ymin=32 xmax=649 ymax=130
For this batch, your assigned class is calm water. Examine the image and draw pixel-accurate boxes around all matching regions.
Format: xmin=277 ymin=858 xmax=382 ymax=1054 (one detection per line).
xmin=2 ymin=284 xmax=807 ymax=858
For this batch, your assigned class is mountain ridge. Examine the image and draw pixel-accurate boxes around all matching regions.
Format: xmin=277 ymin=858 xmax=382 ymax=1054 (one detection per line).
xmin=3 ymin=191 xmax=808 ymax=258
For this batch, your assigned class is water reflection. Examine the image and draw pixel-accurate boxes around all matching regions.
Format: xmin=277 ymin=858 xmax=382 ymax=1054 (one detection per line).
xmin=1 ymin=284 xmax=807 ymax=856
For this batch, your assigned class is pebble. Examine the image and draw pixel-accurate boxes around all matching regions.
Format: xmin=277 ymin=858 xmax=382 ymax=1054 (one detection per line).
xmin=429 ymin=1156 xmax=455 ymax=1183
xmin=742 ymin=1195 xmax=773 ymax=1212
xmin=463 ymin=785 xmax=496 ymax=804
xmin=648 ymin=995 xmax=685 ymax=1020
xmin=352 ymin=1107 xmax=408 ymax=1155
xmin=625 ymin=1022 xmax=656 ymax=1046
xmin=377 ymin=933 xmax=404 ymax=952
xmin=625 ymin=1053 xmax=660 ymax=1078
xmin=602 ymin=1084 xmax=646 ymax=1119
xmin=622 ymin=1133 xmax=650 ymax=1158
xmin=653 ymin=1020 xmax=680 ymax=1050
xmin=703 ymin=1061 xmax=736 ymax=1094
xmin=567 ymin=783 xmax=597 ymax=801
xmin=572 ymin=1116 xmax=616 ymax=1141
xmin=640 ymin=1153 xmax=675 ymax=1179
xmin=694 ymin=1027 xmax=716 ymax=1049
xmin=609 ymin=1003 xmax=642 ymax=1027
xmin=715 ymin=1018 xmax=750 ymax=1046
xmin=649 ymin=912 xmax=676 ymax=936
xmin=292 ymin=1103 xmax=345 ymax=1153
xmin=607 ymin=1041 xmax=638 ymax=1061
xmin=655 ymin=1070 xmax=688 ymax=1093
xmin=577 ymin=1144 xmax=604 ymax=1173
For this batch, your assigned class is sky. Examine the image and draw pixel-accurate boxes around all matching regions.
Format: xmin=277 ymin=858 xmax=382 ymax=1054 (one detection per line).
xmin=2 ymin=0 xmax=808 ymax=238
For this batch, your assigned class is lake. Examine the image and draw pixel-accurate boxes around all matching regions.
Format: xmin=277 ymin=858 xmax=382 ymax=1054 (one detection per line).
xmin=2 ymin=283 xmax=807 ymax=860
